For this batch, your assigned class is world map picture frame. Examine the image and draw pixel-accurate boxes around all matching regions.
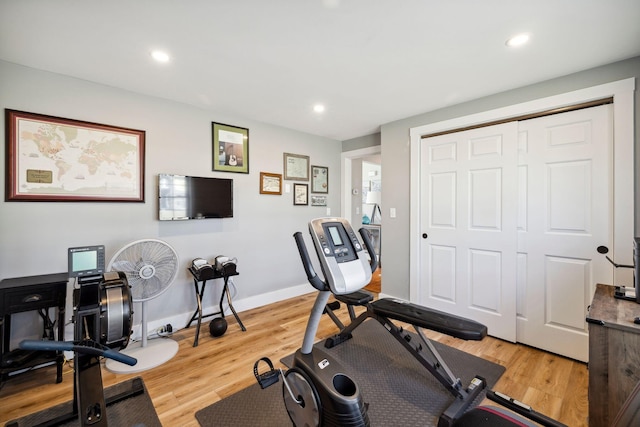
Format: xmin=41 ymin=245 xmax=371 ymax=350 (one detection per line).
xmin=5 ymin=110 xmax=146 ymax=202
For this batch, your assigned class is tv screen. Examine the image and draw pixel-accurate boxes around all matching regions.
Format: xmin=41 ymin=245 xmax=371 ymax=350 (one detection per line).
xmin=159 ymin=174 xmax=233 ymax=220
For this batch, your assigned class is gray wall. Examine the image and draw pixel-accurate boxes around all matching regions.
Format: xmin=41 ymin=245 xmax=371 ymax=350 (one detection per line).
xmin=3 ymin=55 xmax=638 ymax=339
xmin=342 ymin=133 xmax=380 ymax=152
xmin=0 ymin=60 xmax=341 ymax=342
xmin=380 ymin=56 xmax=640 ymax=300
xmin=349 ymin=160 xmax=363 ymax=227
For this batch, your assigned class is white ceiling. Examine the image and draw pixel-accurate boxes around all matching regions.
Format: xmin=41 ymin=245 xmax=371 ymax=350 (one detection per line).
xmin=1 ymin=0 xmax=639 ymax=141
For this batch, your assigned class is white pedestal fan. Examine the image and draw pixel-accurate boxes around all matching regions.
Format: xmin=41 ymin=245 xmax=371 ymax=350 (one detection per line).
xmin=105 ymin=238 xmax=180 ymax=373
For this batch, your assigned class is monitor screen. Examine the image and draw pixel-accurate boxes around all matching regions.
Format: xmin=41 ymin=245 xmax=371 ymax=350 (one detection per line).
xmin=159 ymin=174 xmax=233 ymax=220
xmin=68 ymin=245 xmax=105 ymax=277
xmin=321 ymin=221 xmax=357 ymax=263
xmin=328 ymin=226 xmax=344 ymax=246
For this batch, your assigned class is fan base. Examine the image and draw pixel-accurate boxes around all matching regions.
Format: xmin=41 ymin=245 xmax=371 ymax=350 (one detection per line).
xmin=105 ymin=338 xmax=179 ymax=374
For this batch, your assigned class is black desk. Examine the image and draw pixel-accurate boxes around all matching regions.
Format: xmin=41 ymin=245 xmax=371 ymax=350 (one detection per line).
xmin=0 ymin=272 xmax=68 ymax=385
xmin=186 ymin=266 xmax=246 ymax=347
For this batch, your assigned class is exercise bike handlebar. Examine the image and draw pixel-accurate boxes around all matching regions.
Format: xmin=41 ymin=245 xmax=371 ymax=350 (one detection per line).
xmin=293 ymin=231 xmax=328 ymax=291
xmin=358 ymin=227 xmax=379 ymax=273
xmin=293 ymin=226 xmax=378 ymax=293
xmin=20 ymin=339 xmax=138 ymax=366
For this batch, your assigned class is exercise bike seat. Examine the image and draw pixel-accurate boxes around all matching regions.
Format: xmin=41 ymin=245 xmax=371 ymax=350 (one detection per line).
xmin=335 ymin=290 xmax=375 ymax=306
xmin=370 ymin=298 xmax=488 ymax=341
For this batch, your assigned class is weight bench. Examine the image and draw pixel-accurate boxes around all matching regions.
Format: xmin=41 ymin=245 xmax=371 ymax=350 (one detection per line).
xmin=324 ymin=290 xmax=488 ymax=427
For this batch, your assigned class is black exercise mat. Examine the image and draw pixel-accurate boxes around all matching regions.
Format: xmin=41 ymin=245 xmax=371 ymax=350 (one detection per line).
xmin=5 ymin=377 xmax=161 ymax=427
xmin=196 ymin=319 xmax=505 ymax=427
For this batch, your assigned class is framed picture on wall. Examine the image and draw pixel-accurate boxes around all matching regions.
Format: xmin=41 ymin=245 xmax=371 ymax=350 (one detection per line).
xmin=283 ymin=152 xmax=309 ymax=181
xmin=5 ymin=109 xmax=145 ymax=202
xmin=212 ymin=122 xmax=249 ymax=173
xmin=259 ymin=172 xmax=282 ymax=195
xmin=293 ymin=183 xmax=308 ymax=205
xmin=311 ymin=195 xmax=327 ymax=206
xmin=311 ymin=165 xmax=328 ymax=193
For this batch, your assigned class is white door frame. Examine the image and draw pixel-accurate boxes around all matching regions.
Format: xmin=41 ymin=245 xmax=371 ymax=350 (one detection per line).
xmin=409 ymin=78 xmax=635 ymax=303
xmin=341 ymin=145 xmax=382 ymax=221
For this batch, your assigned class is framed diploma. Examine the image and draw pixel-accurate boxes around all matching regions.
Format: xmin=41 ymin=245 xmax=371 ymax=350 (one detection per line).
xmin=260 ymin=172 xmax=282 ymax=195
xmin=293 ymin=183 xmax=308 ymax=205
xmin=311 ymin=165 xmax=328 ymax=193
xmin=283 ymin=152 xmax=309 ymax=181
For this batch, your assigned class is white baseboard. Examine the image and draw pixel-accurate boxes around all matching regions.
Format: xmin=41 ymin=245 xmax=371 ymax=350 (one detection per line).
xmin=129 ymin=282 xmax=313 ymax=341
xmin=378 ymin=292 xmax=397 ymax=300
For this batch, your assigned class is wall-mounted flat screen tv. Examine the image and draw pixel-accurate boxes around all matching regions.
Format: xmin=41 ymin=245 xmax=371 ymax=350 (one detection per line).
xmin=159 ymin=174 xmax=233 ymax=220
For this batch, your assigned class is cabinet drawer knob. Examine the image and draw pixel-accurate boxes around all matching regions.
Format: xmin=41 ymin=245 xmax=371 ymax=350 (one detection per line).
xmin=23 ymin=294 xmax=42 ymax=303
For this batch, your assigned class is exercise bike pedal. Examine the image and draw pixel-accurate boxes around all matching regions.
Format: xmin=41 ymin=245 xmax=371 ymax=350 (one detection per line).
xmin=253 ymin=357 xmax=281 ymax=389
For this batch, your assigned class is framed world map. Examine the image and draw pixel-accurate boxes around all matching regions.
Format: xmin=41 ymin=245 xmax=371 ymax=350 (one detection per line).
xmin=5 ymin=110 xmax=145 ymax=202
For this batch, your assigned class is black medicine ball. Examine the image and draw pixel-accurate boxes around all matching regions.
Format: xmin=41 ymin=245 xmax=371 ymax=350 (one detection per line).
xmin=209 ymin=317 xmax=228 ymax=337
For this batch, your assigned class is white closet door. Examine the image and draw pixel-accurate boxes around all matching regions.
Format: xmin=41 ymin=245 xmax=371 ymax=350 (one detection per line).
xmin=419 ymin=122 xmax=518 ymax=342
xmin=516 ymin=104 xmax=613 ymax=362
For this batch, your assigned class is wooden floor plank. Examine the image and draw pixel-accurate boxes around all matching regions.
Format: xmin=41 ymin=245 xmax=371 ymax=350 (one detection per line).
xmin=0 ymin=291 xmax=588 ymax=426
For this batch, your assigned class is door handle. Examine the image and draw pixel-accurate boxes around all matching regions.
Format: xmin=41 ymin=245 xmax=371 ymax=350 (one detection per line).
xmin=422 ymin=233 xmax=428 ymax=239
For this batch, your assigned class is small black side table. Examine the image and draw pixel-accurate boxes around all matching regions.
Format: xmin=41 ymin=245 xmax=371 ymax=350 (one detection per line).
xmin=0 ymin=272 xmax=68 ymax=385
xmin=186 ymin=266 xmax=246 ymax=347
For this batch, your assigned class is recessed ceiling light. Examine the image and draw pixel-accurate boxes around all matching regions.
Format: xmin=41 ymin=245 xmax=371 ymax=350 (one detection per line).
xmin=313 ymin=104 xmax=325 ymax=113
xmin=506 ymin=33 xmax=530 ymax=48
xmin=151 ymin=50 xmax=170 ymax=63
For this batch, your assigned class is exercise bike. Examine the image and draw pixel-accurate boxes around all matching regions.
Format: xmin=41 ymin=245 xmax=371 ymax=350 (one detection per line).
xmin=297 ymin=218 xmax=489 ymax=427
xmin=266 ymin=217 xmax=488 ymax=426
xmin=283 ymin=218 xmax=375 ymax=426
xmin=255 ymin=218 xmax=377 ymax=426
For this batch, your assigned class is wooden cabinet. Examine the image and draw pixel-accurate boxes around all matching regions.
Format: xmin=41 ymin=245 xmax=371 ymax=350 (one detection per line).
xmin=586 ymin=284 xmax=640 ymax=426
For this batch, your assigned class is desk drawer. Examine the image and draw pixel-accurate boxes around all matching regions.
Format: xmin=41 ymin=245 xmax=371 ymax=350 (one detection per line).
xmin=3 ymin=286 xmax=64 ymax=312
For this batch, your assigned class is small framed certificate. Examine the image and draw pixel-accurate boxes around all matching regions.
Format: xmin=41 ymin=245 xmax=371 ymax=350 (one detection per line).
xmin=283 ymin=152 xmax=309 ymax=181
xmin=260 ymin=172 xmax=282 ymax=195
xmin=311 ymin=165 xmax=328 ymax=193
xmin=293 ymin=183 xmax=308 ymax=205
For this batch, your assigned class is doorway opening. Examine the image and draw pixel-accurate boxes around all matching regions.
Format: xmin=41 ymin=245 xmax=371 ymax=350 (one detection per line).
xmin=342 ymin=146 xmax=382 ymax=293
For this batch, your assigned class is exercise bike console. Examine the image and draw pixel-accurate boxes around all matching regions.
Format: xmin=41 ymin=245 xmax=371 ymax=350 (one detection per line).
xmin=308 ymin=219 xmax=373 ymax=294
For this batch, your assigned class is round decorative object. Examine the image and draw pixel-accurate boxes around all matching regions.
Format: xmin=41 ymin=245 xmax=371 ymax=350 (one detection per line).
xmin=209 ymin=317 xmax=228 ymax=337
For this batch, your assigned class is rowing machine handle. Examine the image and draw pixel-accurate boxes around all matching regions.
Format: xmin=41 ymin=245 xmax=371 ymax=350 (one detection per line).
xmin=20 ymin=339 xmax=138 ymax=366
xmin=358 ymin=227 xmax=379 ymax=273
xmin=293 ymin=231 xmax=328 ymax=291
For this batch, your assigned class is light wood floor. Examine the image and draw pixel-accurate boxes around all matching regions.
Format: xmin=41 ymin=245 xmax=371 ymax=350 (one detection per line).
xmin=0 ymin=291 xmax=588 ymax=426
